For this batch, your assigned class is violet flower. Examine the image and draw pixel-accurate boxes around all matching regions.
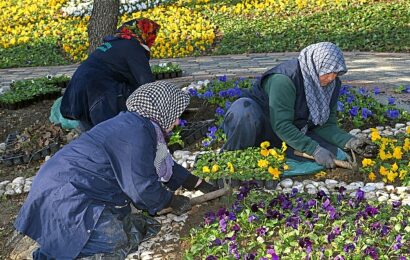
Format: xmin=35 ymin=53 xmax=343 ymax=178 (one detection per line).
xmin=356 ymin=189 xmax=365 ymax=202
xmin=365 ymin=205 xmax=379 ymax=217
xmin=343 ymin=243 xmax=355 ymax=253
xmin=248 ymin=215 xmax=258 ymax=223
xmin=381 ymin=225 xmax=390 ymax=236
xmin=206 ymin=256 xmax=218 ymax=260
xmin=215 ymin=107 xmax=225 ymax=116
xmin=388 ymin=97 xmax=395 ymax=105
xmin=212 ymin=238 xmax=223 ymax=246
xmin=204 ymin=212 xmax=216 ymax=225
xmin=266 ymin=246 xmax=279 ymax=260
xmin=363 ymin=246 xmax=378 ymax=259
xmin=387 ymin=109 xmax=399 ymax=119
xmin=392 ymin=200 xmax=402 ymax=209
xmin=219 ymin=218 xmax=227 ymax=232
xmin=218 ymin=75 xmax=227 ymax=82
xmin=393 ymin=234 xmax=402 ymax=251
xmin=244 ymin=253 xmax=256 ymax=260
xmin=374 ymin=87 xmax=381 ymax=95
xmin=349 ymin=106 xmax=359 ymax=117
xmin=337 ymin=101 xmax=344 ymax=112
xmin=298 ymin=237 xmax=313 ymax=254
xmin=256 ymin=226 xmax=267 ymax=236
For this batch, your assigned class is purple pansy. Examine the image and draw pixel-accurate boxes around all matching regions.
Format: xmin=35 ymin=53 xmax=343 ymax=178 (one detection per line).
xmin=337 ymin=101 xmax=344 ymax=112
xmin=349 ymin=106 xmax=359 ymax=117
xmin=218 ymin=75 xmax=227 ymax=82
xmin=388 ymin=97 xmax=395 ymax=105
xmin=374 ymin=87 xmax=381 ymax=95
xmin=204 ymin=212 xmax=216 ymax=225
xmin=363 ymin=246 xmax=378 ymax=259
xmin=387 ymin=109 xmax=399 ymax=119
xmin=361 ymin=108 xmax=373 ymax=119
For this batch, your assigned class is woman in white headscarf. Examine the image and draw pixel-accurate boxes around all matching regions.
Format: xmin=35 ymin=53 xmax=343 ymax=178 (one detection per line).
xmin=15 ymin=81 xmax=215 ymax=259
xmin=222 ymin=42 xmax=366 ymax=168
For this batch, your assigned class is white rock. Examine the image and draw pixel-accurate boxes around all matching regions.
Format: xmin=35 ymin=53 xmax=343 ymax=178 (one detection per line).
xmin=12 ymin=177 xmax=25 ymax=184
xmin=0 ymin=189 xmax=4 ymax=196
xmin=385 ymin=185 xmax=395 ymax=193
xmin=15 ymin=188 xmax=23 ymax=194
xmin=292 ymin=181 xmax=304 ymax=192
xmin=280 ymin=178 xmax=293 ymax=188
xmin=376 ymin=191 xmax=389 ymax=198
xmin=350 ymin=181 xmax=364 ymax=188
xmin=307 ymin=188 xmax=318 ymax=195
xmin=364 ymin=191 xmax=376 ymax=200
xmin=325 ymin=179 xmax=338 ymax=185
xmin=163 ymin=234 xmax=179 ymax=242
xmin=0 ymin=142 xmax=5 ymax=152
xmin=181 ymin=161 xmax=188 ymax=169
xmin=349 ymin=129 xmax=361 ymax=135
xmin=302 ymin=180 xmax=312 ymax=185
xmin=23 ymin=185 xmax=31 ymax=193
xmin=305 ymin=184 xmax=316 ymax=190
xmin=275 ymin=186 xmax=282 ymax=191
xmin=370 ymin=182 xmax=385 ymax=190
xmin=173 ymin=150 xmax=191 ymax=160
xmin=172 ymin=214 xmax=188 ymax=222
xmin=407 ymin=122 xmax=410 ymax=126
xmin=395 ymin=123 xmax=406 ymax=129
xmin=402 ymin=199 xmax=410 ymax=206
xmin=0 ymin=180 xmax=10 ymax=189
xmin=390 ymin=194 xmax=401 ymax=201
xmin=361 ymin=186 xmax=376 ymax=193
xmin=311 ymin=181 xmax=320 ymax=187
xmin=162 ymin=247 xmax=174 ymax=253
xmin=187 ymin=155 xmax=196 ymax=161
xmin=376 ymin=126 xmax=384 ymax=131
xmin=378 ymin=196 xmax=389 ymax=202
xmin=26 ymin=176 xmax=35 ymax=181
xmin=282 ymin=188 xmax=293 ymax=194
xmin=318 ymin=186 xmax=330 ymax=195
xmin=383 ymin=130 xmax=393 ymax=136
xmin=141 ymin=255 xmax=153 ymax=260
xmin=45 ymin=155 xmax=51 ymax=161
xmin=4 ymin=189 xmax=15 ymax=196
xmin=140 ymin=251 xmax=154 ymax=258
xmin=362 ymin=129 xmax=371 ymax=134
xmin=396 ymin=186 xmax=409 ymax=194
xmin=345 ymin=185 xmax=358 ymax=191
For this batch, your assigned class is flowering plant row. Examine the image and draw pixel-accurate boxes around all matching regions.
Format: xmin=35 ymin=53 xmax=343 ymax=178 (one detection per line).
xmin=61 ymin=0 xmax=172 ymax=17
xmin=185 ymin=183 xmax=410 ymax=259
xmin=337 ymin=85 xmax=410 ymax=129
xmin=193 ymin=141 xmax=287 ymax=181
xmin=361 ymin=128 xmax=410 ymax=185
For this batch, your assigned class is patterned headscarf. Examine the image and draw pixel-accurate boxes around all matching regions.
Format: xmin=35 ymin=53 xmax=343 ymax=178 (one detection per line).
xmin=298 ymin=42 xmax=347 ymax=126
xmin=126 ymin=81 xmax=190 ymax=131
xmin=105 ymin=18 xmax=160 ymax=51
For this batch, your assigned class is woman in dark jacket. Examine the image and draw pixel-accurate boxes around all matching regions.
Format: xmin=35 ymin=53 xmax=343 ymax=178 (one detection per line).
xmin=61 ymin=18 xmax=159 ymax=131
xmin=15 ymin=81 xmax=215 ymax=259
xmin=222 ymin=42 xmax=367 ymax=168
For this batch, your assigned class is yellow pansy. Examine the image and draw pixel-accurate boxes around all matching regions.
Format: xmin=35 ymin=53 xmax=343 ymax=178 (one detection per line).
xmin=387 ymin=171 xmax=398 ymax=182
xmin=283 ymin=164 xmax=289 ymax=170
xmin=379 ymin=166 xmax=388 ymax=176
xmin=281 ymin=142 xmax=287 ymax=152
xmin=202 ymin=166 xmax=210 ymax=173
xmin=392 ymin=163 xmax=399 ymax=172
xmin=368 ymin=172 xmax=376 ymax=182
xmin=258 ymin=159 xmax=269 ymax=168
xmin=404 ymin=138 xmax=410 ymax=151
xmin=362 ymin=158 xmax=375 ymax=167
xmin=268 ymin=166 xmax=281 ymax=179
xmin=260 ymin=149 xmax=270 ymax=157
xmin=370 ymin=129 xmax=381 ymax=142
xmin=211 ymin=164 xmax=220 ymax=173
xmin=407 ymin=126 xmax=410 ymax=134
xmin=260 ymin=141 xmax=270 ymax=149
xmin=399 ymin=169 xmax=407 ymax=180
xmin=227 ymin=162 xmax=235 ymax=173
xmin=393 ymin=147 xmax=402 ymax=160
xmin=269 ymin=149 xmax=278 ymax=157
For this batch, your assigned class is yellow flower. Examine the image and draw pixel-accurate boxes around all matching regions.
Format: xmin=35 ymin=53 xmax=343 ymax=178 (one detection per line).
xmin=202 ymin=166 xmax=210 ymax=173
xmin=260 ymin=149 xmax=270 ymax=157
xmin=283 ymin=164 xmax=289 ymax=170
xmin=371 ymin=129 xmax=381 ymax=142
xmin=393 ymin=147 xmax=403 ymax=160
xmin=399 ymin=169 xmax=407 ymax=180
xmin=392 ymin=163 xmax=399 ymax=172
xmin=258 ymin=159 xmax=269 ymax=168
xmin=368 ymin=172 xmax=376 ymax=181
xmin=269 ymin=149 xmax=278 ymax=157
xmin=227 ymin=162 xmax=235 ymax=173
xmin=379 ymin=166 xmax=388 ymax=176
xmin=260 ymin=141 xmax=270 ymax=149
xmin=407 ymin=126 xmax=410 ymax=134
xmin=387 ymin=171 xmax=398 ymax=182
xmin=268 ymin=166 xmax=281 ymax=179
xmin=362 ymin=158 xmax=375 ymax=167
xmin=211 ymin=164 xmax=219 ymax=173
xmin=281 ymin=142 xmax=287 ymax=152
xmin=404 ymin=138 xmax=410 ymax=151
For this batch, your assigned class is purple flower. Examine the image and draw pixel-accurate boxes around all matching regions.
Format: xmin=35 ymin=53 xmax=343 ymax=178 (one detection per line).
xmin=256 ymin=226 xmax=267 ymax=236
xmin=225 ymin=101 xmax=231 ymax=109
xmin=370 ymin=222 xmax=381 ymax=231
xmin=298 ymin=237 xmax=313 ymax=253
xmin=388 ymin=97 xmax=395 ymax=105
xmin=251 ymin=203 xmax=259 ymax=212
xmin=387 ymin=109 xmax=399 ymax=119
xmin=229 ymin=242 xmax=240 ymax=259
xmin=179 ymin=119 xmax=187 ymax=127
xmin=217 ymin=207 xmax=229 ymax=219
xmin=232 ymin=201 xmax=243 ymax=212
xmin=248 ymin=215 xmax=258 ymax=222
xmin=340 ymin=85 xmax=350 ymax=95
xmin=204 ymin=212 xmax=216 ymax=225
xmin=392 ymin=200 xmax=402 ymax=209
xmin=218 ymin=90 xmax=228 ymax=97
xmin=316 ymin=190 xmax=327 ymax=200
xmin=393 ymin=235 xmax=402 ymax=250
xmin=266 ymin=209 xmax=283 ymax=220
xmin=398 ymin=257 xmax=407 ymax=260
xmin=307 ymin=199 xmax=316 ymax=208
xmin=212 ymin=238 xmax=223 ymax=246
xmin=404 ymin=86 xmax=410 ymax=93
xmin=231 ymin=223 xmax=241 ymax=232
xmin=374 ymin=87 xmax=381 ymax=95
xmin=381 ymin=225 xmax=390 ymax=236
xmin=203 ymin=90 xmax=214 ymax=98
xmin=219 ymin=218 xmax=227 ymax=232
xmin=349 ymin=106 xmax=359 ymax=117
xmin=286 ymin=215 xmax=300 ymax=229
xmin=202 ymin=140 xmax=211 ymax=147
xmin=188 ymin=88 xmax=198 ymax=96
xmin=363 ymin=246 xmax=378 ymax=259
xmin=206 ymin=256 xmax=218 ymax=260
xmin=359 ymin=88 xmax=367 ymax=95
xmin=356 ymin=189 xmax=365 ymax=202
xmin=334 ymin=256 xmax=344 ymax=260
xmin=228 ymin=212 xmax=236 ymax=221
xmin=361 ymin=108 xmax=373 ymax=119
xmin=337 ymin=101 xmax=344 ymax=112
xmin=244 ymin=253 xmax=256 ymax=260
xmin=343 ymin=243 xmax=355 ymax=253
xmin=218 ymin=75 xmax=227 ymax=82
xmin=347 ymin=95 xmax=355 ymax=104
xmin=365 ymin=205 xmax=379 ymax=217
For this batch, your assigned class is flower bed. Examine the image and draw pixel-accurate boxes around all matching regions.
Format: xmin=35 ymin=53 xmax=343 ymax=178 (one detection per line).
xmin=185 ymin=184 xmax=410 ymax=259
xmin=0 ymin=76 xmax=66 ymax=110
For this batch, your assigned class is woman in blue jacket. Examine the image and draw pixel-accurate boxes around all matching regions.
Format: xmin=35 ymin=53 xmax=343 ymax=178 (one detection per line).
xmin=15 ymin=81 xmax=215 ymax=259
xmin=61 ymin=18 xmax=159 ymax=131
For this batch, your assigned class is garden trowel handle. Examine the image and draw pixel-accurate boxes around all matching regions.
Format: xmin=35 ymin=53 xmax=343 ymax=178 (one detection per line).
xmin=294 ymin=150 xmax=355 ymax=170
xmin=157 ymin=187 xmax=230 ymax=215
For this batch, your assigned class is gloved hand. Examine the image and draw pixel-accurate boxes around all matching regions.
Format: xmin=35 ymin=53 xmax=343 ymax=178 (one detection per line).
xmin=313 ymin=146 xmax=336 ymax=169
xmin=195 ymin=180 xmax=219 ymax=193
xmin=168 ymin=195 xmax=191 ymax=215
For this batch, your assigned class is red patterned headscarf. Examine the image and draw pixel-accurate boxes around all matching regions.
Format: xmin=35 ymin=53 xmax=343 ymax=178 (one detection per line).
xmin=112 ymin=18 xmax=160 ymax=50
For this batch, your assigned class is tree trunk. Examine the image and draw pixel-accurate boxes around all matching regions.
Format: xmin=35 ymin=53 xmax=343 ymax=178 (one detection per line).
xmin=87 ymin=0 xmax=120 ymax=54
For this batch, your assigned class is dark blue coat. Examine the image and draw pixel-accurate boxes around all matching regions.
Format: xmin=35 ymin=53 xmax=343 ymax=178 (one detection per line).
xmin=14 ymin=112 xmax=172 ymax=259
xmin=60 ymin=38 xmax=154 ymax=129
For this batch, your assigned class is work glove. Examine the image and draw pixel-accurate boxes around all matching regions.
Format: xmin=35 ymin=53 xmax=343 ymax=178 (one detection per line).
xmin=344 ymin=137 xmax=376 ymax=156
xmin=195 ymin=180 xmax=219 ymax=193
xmin=168 ymin=195 xmax=191 ymax=215
xmin=313 ymin=146 xmax=336 ymax=169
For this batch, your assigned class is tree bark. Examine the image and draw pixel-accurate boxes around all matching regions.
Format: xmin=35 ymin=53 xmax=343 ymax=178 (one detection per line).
xmin=87 ymin=0 xmax=120 ymax=54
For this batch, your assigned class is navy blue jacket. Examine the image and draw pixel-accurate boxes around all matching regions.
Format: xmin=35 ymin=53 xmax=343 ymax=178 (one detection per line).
xmin=14 ymin=112 xmax=172 ymax=259
xmin=60 ymin=38 xmax=154 ymax=129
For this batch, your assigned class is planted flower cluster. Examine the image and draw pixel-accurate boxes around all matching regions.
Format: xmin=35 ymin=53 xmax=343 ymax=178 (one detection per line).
xmin=361 ymin=127 xmax=410 ymax=185
xmin=337 ymin=85 xmax=410 ymax=129
xmin=193 ymin=141 xmax=287 ymax=182
xmin=185 ymin=183 xmax=410 ymax=259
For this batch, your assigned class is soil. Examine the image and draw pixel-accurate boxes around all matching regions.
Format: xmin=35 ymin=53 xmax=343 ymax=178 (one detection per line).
xmin=0 ymin=84 xmax=407 ymax=258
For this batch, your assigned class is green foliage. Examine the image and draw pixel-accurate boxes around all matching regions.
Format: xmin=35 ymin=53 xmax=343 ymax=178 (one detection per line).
xmin=151 ymin=62 xmax=182 ymax=74
xmin=0 ymin=38 xmax=70 ymax=69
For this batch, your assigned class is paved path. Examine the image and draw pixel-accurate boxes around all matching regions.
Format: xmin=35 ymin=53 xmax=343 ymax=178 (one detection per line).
xmin=1 ymin=52 xmax=410 ymax=88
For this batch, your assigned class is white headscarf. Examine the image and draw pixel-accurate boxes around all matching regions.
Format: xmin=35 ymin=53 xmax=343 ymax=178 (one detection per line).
xmin=298 ymin=42 xmax=347 ymax=126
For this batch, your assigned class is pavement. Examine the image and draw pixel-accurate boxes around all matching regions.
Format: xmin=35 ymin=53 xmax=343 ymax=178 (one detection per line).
xmin=1 ymin=52 xmax=409 ymax=89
